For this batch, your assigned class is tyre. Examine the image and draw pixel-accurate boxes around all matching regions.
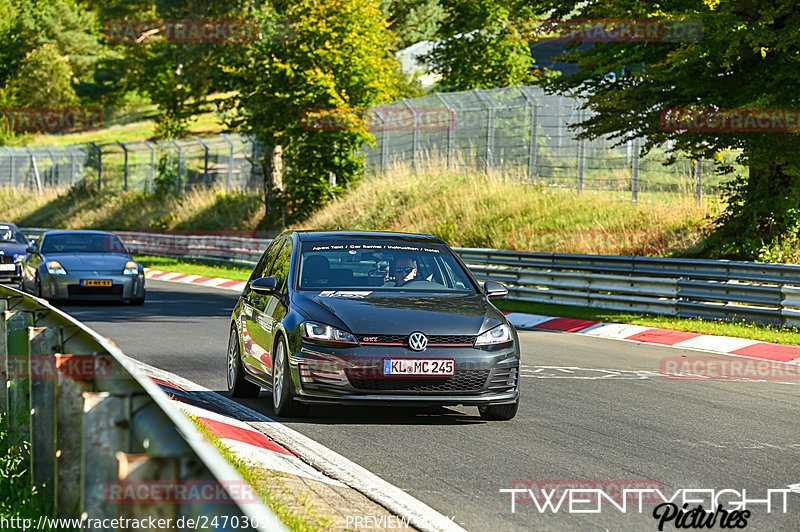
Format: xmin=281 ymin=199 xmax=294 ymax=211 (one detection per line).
xmin=478 ymin=400 xmax=519 ymax=421
xmin=272 ymin=336 xmax=307 ymax=417
xmin=227 ymin=327 xmax=260 ymax=398
xmin=130 ymin=291 xmax=146 ymax=306
xmin=34 ymin=274 xmax=42 ymax=298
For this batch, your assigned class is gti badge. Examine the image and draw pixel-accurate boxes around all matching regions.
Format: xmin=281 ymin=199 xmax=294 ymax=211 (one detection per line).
xmin=408 ymin=332 xmax=428 ymax=352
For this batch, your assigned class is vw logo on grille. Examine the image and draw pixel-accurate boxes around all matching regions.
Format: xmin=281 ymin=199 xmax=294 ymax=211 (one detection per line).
xmin=408 ymin=332 xmax=428 ymax=351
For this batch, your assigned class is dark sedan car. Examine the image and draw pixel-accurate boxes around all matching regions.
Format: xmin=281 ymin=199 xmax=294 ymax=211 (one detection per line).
xmin=0 ymin=222 xmax=32 ymax=287
xmin=227 ymin=231 xmax=520 ymax=420
xmin=21 ymin=230 xmax=146 ymax=304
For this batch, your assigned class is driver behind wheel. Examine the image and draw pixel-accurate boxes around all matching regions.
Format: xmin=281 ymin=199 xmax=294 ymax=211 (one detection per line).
xmin=393 ymin=256 xmax=418 ymax=286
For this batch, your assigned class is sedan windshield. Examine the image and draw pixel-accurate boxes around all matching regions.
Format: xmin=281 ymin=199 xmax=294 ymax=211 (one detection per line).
xmin=41 ymin=233 xmax=128 ymax=254
xmin=0 ymin=225 xmax=26 ymax=244
xmin=298 ymin=240 xmax=476 ymax=292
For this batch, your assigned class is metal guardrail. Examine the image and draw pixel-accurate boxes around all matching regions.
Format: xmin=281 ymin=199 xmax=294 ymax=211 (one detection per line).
xmin=0 ymin=284 xmax=285 ymax=531
xmin=21 ymin=229 xmax=800 ymax=327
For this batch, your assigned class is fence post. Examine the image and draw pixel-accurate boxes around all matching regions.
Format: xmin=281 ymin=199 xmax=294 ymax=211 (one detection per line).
xmin=24 ymin=147 xmax=43 ymax=193
xmin=378 ymin=108 xmax=389 ymax=173
xmin=221 ymin=134 xmax=235 ymax=191
xmin=30 ymin=326 xmax=59 ymax=508
xmin=577 ymin=109 xmax=585 ymax=194
xmin=402 ymin=99 xmax=419 ymax=173
xmin=44 ymin=146 xmax=58 ymax=186
xmin=117 ymin=141 xmax=129 ymax=191
xmin=631 ymin=138 xmax=640 ymax=203
xmin=474 ymin=89 xmax=495 ymax=175
xmin=143 ymin=141 xmax=155 ymax=193
xmin=3 ymin=146 xmax=14 ymax=187
xmin=518 ymin=86 xmax=538 ymax=183
xmin=89 ymin=142 xmax=102 ymax=189
xmin=169 ymin=139 xmax=183 ymax=193
xmin=68 ymin=148 xmax=78 ymax=185
xmin=195 ymin=137 xmax=210 ymax=186
xmin=694 ymin=159 xmax=702 ymax=205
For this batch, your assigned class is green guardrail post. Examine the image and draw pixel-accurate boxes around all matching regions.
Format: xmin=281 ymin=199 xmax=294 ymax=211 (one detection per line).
xmin=0 ymin=299 xmax=8 ymax=416
xmin=6 ymin=310 xmax=33 ymax=450
xmin=82 ymin=392 xmax=129 ymax=527
xmin=30 ymin=326 xmax=59 ymax=509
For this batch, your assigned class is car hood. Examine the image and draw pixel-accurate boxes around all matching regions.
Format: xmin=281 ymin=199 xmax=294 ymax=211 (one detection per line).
xmin=0 ymin=243 xmax=28 ymax=257
xmin=291 ymin=291 xmax=505 ymax=335
xmin=43 ymin=252 xmax=131 ymax=272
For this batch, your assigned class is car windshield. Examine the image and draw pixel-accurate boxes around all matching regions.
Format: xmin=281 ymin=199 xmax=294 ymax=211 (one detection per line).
xmin=297 ymin=239 xmax=476 ymax=293
xmin=41 ymin=233 xmax=128 ymax=254
xmin=0 ymin=225 xmax=26 ymax=244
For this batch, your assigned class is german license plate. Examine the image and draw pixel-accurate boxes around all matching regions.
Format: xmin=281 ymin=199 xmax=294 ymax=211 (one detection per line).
xmin=81 ymin=279 xmax=112 ymax=287
xmin=0 ymin=264 xmax=15 ymax=271
xmin=383 ymin=359 xmax=455 ymax=376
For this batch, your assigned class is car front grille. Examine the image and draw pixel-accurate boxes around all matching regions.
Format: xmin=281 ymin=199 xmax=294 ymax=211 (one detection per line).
xmin=357 ymin=334 xmax=476 ymax=346
xmin=67 ymin=284 xmax=124 ymax=297
xmin=0 ymin=256 xmax=14 ymax=264
xmin=346 ymin=368 xmax=490 ymax=393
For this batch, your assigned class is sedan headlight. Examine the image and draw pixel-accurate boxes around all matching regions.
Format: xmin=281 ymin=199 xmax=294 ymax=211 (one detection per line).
xmin=47 ymin=261 xmax=67 ymax=275
xmin=302 ymin=322 xmax=358 ymax=345
xmin=474 ymin=324 xmax=513 ymax=347
xmin=123 ymin=260 xmax=139 ymax=275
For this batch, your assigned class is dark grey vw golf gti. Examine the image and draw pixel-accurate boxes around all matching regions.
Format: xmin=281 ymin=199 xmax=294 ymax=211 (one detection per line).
xmin=227 ymin=231 xmax=520 ymax=420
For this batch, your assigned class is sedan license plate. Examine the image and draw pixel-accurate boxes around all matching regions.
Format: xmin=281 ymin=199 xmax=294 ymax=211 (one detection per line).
xmin=383 ymin=359 xmax=455 ymax=376
xmin=81 ymin=279 xmax=112 ymax=287
xmin=0 ymin=264 xmax=15 ymax=271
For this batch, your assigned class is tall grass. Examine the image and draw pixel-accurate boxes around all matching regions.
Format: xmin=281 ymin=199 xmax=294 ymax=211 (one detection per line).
xmin=299 ymin=170 xmax=718 ymax=256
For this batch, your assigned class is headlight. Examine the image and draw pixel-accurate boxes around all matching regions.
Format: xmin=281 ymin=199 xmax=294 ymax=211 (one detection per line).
xmin=474 ymin=324 xmax=513 ymax=347
xmin=123 ymin=260 xmax=139 ymax=275
xmin=302 ymin=322 xmax=358 ymax=345
xmin=47 ymin=261 xmax=67 ymax=275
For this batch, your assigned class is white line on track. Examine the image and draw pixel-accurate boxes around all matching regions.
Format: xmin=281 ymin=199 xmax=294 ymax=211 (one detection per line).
xmin=134 ymin=359 xmax=467 ymax=532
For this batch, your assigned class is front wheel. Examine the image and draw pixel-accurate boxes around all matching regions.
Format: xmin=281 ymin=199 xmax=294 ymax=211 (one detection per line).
xmin=227 ymin=328 xmax=260 ymax=398
xmin=478 ymin=400 xmax=519 ymax=421
xmin=272 ymin=337 xmax=306 ymax=417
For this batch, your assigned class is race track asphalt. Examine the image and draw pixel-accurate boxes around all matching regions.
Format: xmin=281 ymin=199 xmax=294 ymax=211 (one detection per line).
xmin=61 ymin=280 xmax=800 ymax=531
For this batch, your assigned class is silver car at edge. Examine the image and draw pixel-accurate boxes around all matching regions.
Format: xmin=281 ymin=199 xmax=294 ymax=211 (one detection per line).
xmin=21 ymin=230 xmax=146 ymax=304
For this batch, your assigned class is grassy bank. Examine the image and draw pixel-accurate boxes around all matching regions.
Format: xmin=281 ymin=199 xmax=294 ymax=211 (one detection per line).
xmin=298 ymin=172 xmax=718 ymax=255
xmin=0 ymin=184 xmax=268 ymax=233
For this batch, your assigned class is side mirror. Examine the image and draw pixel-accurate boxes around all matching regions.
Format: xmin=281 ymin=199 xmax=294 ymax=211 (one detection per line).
xmin=25 ymin=246 xmax=35 ymax=254
xmin=484 ymin=281 xmax=508 ymax=299
xmin=250 ymin=276 xmax=278 ymax=294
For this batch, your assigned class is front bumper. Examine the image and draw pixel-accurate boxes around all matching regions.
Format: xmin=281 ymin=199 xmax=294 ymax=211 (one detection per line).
xmin=289 ymin=342 xmax=520 ymax=407
xmin=43 ymin=272 xmax=145 ymax=301
xmin=0 ymin=262 xmax=22 ymax=282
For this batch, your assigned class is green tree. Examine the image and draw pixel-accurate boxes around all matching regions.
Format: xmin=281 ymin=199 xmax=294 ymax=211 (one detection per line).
xmin=383 ymin=0 xmax=445 ymax=49
xmin=225 ymin=0 xmax=401 ymax=219
xmin=422 ymin=0 xmax=545 ymax=90
xmin=533 ymin=0 xmax=800 ymax=260
xmin=7 ymin=43 xmax=79 ymax=107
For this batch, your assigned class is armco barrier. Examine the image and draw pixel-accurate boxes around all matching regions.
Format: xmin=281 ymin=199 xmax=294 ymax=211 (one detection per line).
xmin=0 ymin=284 xmax=286 ymax=531
xmin=21 ymin=229 xmax=800 ymax=327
